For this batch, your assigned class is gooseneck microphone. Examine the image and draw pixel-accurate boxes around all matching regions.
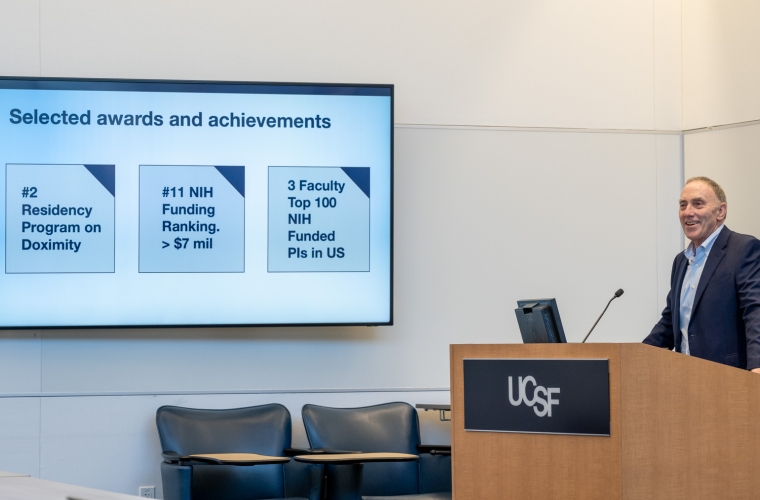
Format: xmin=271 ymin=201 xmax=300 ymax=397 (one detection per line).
xmin=582 ymin=289 xmax=624 ymax=343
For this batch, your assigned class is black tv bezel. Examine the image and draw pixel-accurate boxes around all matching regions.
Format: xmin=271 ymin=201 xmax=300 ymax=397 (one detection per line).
xmin=0 ymin=76 xmax=394 ymax=330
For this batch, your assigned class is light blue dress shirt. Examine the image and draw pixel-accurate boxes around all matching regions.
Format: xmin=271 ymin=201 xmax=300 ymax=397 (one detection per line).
xmin=679 ymin=224 xmax=725 ymax=355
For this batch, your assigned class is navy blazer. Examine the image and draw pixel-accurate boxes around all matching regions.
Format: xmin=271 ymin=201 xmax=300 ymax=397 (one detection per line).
xmin=644 ymin=227 xmax=760 ymax=370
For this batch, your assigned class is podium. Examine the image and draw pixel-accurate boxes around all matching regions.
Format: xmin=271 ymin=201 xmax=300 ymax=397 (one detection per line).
xmin=450 ymin=343 xmax=760 ymax=500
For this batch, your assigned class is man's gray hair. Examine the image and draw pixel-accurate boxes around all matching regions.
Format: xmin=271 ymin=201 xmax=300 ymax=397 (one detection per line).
xmin=685 ymin=176 xmax=727 ymax=204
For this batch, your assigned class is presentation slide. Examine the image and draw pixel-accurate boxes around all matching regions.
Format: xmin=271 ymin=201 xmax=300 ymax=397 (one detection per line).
xmin=0 ymin=78 xmax=392 ymax=328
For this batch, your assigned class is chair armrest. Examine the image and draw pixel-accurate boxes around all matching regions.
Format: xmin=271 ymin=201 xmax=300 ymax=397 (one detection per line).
xmin=162 ymin=451 xmax=182 ymax=464
xmin=284 ymin=448 xmax=313 ymax=457
xmin=417 ymin=444 xmax=452 ymax=456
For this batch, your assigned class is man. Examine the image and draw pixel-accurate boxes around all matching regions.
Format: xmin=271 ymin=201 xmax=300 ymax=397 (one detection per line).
xmin=644 ymin=176 xmax=760 ymax=372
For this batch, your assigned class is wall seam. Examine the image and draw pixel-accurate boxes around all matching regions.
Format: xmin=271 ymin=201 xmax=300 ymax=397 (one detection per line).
xmin=680 ymin=0 xmax=684 ymax=130
xmin=37 ymin=0 xmax=41 ymax=76
xmin=394 ymin=118 xmax=760 ymax=136
xmin=0 ymin=387 xmax=451 ymax=399
xmin=655 ymin=134 xmax=660 ymax=321
xmin=681 ymin=133 xmax=687 ymax=245
xmin=394 ymin=123 xmax=682 ymax=135
xmin=653 ymin=0 xmax=659 ymax=330
xmin=37 ymin=396 xmax=41 ymax=479
xmin=683 ymin=118 xmax=760 ymax=134
xmin=38 ymin=329 xmax=43 ymax=479
xmin=652 ymin=0 xmax=656 ymax=131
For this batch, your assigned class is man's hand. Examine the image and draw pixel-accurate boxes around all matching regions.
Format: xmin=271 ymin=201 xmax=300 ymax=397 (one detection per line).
xmin=752 ymin=368 xmax=760 ymax=374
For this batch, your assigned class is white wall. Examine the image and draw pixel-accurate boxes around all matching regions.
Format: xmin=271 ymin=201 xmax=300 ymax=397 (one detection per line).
xmin=4 ymin=0 xmax=683 ymax=130
xmin=681 ymin=0 xmax=760 ymax=247
xmin=684 ymin=123 xmax=760 ymax=237
xmin=683 ymin=0 xmax=760 ymax=129
xmin=0 ymin=0 xmax=685 ymax=496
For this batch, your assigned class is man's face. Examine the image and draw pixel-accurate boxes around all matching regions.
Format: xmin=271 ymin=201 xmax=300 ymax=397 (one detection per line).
xmin=679 ymin=181 xmax=727 ymax=247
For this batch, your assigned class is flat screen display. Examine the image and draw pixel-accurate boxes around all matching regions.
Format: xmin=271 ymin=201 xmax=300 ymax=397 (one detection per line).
xmin=0 ymin=77 xmax=393 ymax=328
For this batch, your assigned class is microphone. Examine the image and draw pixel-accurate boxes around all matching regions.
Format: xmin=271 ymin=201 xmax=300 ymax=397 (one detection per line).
xmin=582 ymin=289 xmax=624 ymax=343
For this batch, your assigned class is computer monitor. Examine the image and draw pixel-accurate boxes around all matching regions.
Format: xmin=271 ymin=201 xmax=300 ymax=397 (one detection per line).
xmin=515 ymin=298 xmax=567 ymax=343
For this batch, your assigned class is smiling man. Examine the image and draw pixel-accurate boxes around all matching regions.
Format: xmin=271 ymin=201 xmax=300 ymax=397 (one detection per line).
xmin=644 ymin=176 xmax=760 ymax=372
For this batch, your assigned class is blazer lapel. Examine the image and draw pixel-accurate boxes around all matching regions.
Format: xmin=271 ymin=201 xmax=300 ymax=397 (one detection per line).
xmin=691 ymin=227 xmax=730 ymax=317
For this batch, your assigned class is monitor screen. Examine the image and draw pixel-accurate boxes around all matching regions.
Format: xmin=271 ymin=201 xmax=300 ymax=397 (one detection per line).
xmin=515 ymin=298 xmax=566 ymax=343
xmin=0 ymin=77 xmax=393 ymax=328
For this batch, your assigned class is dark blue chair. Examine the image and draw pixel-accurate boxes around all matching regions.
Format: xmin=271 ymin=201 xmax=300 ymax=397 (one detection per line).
xmin=156 ymin=404 xmax=322 ymax=500
xmin=302 ymin=402 xmax=451 ymax=500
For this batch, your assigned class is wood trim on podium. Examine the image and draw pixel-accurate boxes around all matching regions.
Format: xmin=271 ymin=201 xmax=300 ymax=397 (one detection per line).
xmin=450 ymin=343 xmax=760 ymax=500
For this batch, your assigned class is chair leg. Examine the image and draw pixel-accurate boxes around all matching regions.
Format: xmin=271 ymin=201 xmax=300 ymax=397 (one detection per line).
xmin=324 ymin=463 xmax=363 ymax=500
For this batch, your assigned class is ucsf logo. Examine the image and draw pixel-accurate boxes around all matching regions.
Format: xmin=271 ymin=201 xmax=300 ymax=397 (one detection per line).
xmin=508 ymin=376 xmax=560 ymax=417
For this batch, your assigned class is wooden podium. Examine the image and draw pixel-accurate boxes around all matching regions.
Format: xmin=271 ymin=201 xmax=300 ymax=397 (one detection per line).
xmin=450 ymin=343 xmax=760 ymax=500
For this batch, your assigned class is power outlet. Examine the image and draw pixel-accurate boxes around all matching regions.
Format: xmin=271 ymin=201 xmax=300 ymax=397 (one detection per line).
xmin=138 ymin=486 xmax=155 ymax=498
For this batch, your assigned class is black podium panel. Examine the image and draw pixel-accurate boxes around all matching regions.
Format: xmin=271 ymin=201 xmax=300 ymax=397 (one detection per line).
xmin=463 ymin=358 xmax=610 ymax=436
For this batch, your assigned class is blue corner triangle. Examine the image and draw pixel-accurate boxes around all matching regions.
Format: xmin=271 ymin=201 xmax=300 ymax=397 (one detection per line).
xmin=340 ymin=167 xmax=370 ymax=198
xmin=84 ymin=165 xmax=115 ymax=196
xmin=214 ymin=166 xmax=245 ymax=197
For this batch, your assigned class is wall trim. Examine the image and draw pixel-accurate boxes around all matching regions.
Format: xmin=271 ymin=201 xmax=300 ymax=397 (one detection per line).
xmin=395 ymin=123 xmax=684 ymax=135
xmin=683 ymin=118 xmax=760 ymax=135
xmin=0 ymin=387 xmax=451 ymax=399
xmin=397 ymin=118 xmax=760 ymax=136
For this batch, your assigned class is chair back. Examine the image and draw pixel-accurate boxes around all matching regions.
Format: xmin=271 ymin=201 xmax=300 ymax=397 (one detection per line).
xmin=156 ymin=404 xmax=291 ymax=500
xmin=302 ymin=402 xmax=421 ymax=496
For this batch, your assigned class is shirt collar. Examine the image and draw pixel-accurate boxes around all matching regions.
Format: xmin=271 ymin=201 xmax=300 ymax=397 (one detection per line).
xmin=684 ymin=224 xmax=724 ymax=259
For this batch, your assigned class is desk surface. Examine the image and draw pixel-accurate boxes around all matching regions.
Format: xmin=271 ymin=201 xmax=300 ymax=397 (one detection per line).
xmin=0 ymin=476 xmax=140 ymax=500
xmin=0 ymin=471 xmax=29 ymax=478
xmin=187 ymin=453 xmax=290 ymax=465
xmin=415 ymin=404 xmax=451 ymax=411
xmin=294 ymin=452 xmax=418 ymax=464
